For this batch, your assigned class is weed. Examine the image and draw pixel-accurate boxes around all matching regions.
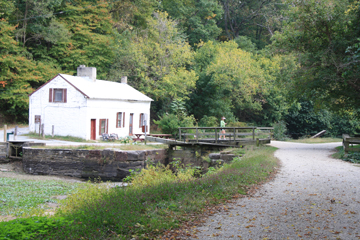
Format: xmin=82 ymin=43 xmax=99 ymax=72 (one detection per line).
xmin=0 ymin=178 xmax=82 ymax=217
xmin=8 ymin=146 xmax=278 ymax=240
xmin=288 ymin=137 xmax=342 ymax=143
xmin=0 ymin=216 xmax=73 ymax=239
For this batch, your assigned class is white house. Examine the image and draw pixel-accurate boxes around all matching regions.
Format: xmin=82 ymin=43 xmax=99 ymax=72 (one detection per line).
xmin=29 ymin=65 xmax=153 ymax=140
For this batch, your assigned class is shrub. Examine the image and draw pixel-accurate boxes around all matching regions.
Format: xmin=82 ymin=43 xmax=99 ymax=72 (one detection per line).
xmin=343 ymin=152 xmax=360 ymax=163
xmin=154 ymin=114 xmax=196 ymax=135
xmin=130 ymin=164 xmax=176 ymax=188
xmin=273 ymin=120 xmax=288 ymax=140
xmin=198 ymin=115 xmax=218 ymax=127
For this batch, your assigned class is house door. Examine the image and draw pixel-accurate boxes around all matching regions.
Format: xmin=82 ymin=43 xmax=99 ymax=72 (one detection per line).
xmin=90 ymin=119 xmax=96 ymax=140
xmin=129 ymin=113 xmax=134 ymax=136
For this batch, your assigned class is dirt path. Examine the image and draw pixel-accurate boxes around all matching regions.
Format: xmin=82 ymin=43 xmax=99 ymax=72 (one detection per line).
xmin=191 ymin=141 xmax=360 ymax=239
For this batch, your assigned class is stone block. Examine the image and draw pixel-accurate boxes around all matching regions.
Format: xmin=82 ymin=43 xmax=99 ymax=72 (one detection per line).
xmin=220 ymin=154 xmax=236 ymax=162
xmin=102 ymin=149 xmax=115 ymax=160
xmin=86 ymin=150 xmax=101 ymax=160
xmin=136 ymin=151 xmax=146 ymax=160
xmin=115 ymin=151 xmax=127 ymax=162
xmin=126 ymin=151 xmax=139 ymax=161
xmin=209 ymin=153 xmax=220 ymax=159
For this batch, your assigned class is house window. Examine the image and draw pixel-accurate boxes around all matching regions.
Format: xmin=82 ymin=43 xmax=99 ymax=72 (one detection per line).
xmin=116 ymin=112 xmax=125 ymax=128
xmin=99 ymin=119 xmax=108 ymax=134
xmin=49 ymin=88 xmax=67 ymax=103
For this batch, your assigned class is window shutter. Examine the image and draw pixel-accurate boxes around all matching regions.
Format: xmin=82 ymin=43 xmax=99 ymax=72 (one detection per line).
xmin=106 ymin=119 xmax=109 ymax=133
xmin=49 ymin=89 xmax=53 ymax=102
xmin=63 ymin=89 xmax=67 ymax=103
xmin=123 ymin=112 xmax=125 ymax=127
xmin=116 ymin=113 xmax=119 ymax=128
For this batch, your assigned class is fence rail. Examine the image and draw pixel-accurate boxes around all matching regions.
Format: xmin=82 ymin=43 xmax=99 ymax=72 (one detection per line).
xmin=342 ymin=134 xmax=360 ymax=153
xmin=178 ymin=127 xmax=273 ymax=144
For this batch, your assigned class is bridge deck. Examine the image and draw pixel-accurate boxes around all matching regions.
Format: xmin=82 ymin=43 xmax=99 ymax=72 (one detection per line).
xmin=145 ymin=136 xmax=270 ymax=147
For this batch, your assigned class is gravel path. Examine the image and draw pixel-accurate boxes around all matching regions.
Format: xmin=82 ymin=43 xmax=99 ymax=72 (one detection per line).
xmin=191 ymin=141 xmax=360 ymax=239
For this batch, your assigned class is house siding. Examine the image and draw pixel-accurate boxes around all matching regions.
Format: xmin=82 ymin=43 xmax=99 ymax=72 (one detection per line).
xmin=86 ymin=99 xmax=151 ymax=140
xmin=29 ymin=75 xmax=151 ymax=140
xmin=29 ymin=75 xmax=88 ymax=139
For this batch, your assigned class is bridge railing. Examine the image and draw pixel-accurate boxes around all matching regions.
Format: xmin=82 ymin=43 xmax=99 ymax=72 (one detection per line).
xmin=342 ymin=134 xmax=360 ymax=153
xmin=178 ymin=127 xmax=273 ymax=143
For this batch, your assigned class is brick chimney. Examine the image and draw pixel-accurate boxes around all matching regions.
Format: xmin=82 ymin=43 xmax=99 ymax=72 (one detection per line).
xmin=121 ymin=76 xmax=127 ymax=84
xmin=77 ymin=65 xmax=97 ymax=81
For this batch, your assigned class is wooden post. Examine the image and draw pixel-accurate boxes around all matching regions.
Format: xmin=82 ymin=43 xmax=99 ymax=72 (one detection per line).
xmin=14 ymin=126 xmax=18 ymax=140
xmin=196 ymin=127 xmax=199 ymax=143
xmin=252 ymin=128 xmax=255 ymax=141
xmin=179 ymin=128 xmax=181 ymax=141
xmin=39 ymin=120 xmax=41 ymax=136
xmin=52 ymin=125 xmax=54 ymax=137
xmin=256 ymin=138 xmax=260 ymax=147
xmin=41 ymin=124 xmax=45 ymax=139
xmin=233 ymin=128 xmax=236 ymax=143
xmin=3 ymin=125 xmax=7 ymax=142
xmin=215 ymin=128 xmax=218 ymax=143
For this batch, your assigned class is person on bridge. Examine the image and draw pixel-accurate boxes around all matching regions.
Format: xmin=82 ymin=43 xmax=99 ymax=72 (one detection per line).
xmin=220 ymin=116 xmax=226 ymax=140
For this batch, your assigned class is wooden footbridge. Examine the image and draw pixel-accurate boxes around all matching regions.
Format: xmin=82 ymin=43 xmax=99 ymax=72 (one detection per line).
xmin=146 ymin=127 xmax=273 ymax=149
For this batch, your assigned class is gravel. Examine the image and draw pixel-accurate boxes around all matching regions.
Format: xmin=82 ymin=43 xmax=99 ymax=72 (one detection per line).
xmin=191 ymin=141 xmax=360 ymax=239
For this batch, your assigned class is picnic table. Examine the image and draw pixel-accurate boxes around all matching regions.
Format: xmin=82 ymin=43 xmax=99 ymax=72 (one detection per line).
xmin=149 ymin=134 xmax=172 ymax=138
xmin=133 ymin=133 xmax=145 ymax=142
xmin=132 ymin=133 xmax=172 ymax=142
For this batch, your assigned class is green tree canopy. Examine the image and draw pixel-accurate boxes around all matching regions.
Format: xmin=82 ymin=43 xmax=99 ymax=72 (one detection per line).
xmin=109 ymin=11 xmax=197 ymax=113
xmin=272 ymin=0 xmax=360 ymax=111
xmin=159 ymin=0 xmax=223 ymax=46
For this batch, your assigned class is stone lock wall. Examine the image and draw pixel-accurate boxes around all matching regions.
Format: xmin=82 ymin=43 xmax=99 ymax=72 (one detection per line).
xmin=22 ymin=147 xmax=167 ymax=181
xmin=21 ymin=146 xmax=240 ymax=181
xmin=168 ymin=147 xmax=241 ymax=172
xmin=0 ymin=143 xmax=9 ymax=163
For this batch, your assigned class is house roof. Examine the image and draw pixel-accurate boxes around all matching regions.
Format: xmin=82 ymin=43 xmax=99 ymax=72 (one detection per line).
xmin=29 ymin=74 xmax=153 ymax=102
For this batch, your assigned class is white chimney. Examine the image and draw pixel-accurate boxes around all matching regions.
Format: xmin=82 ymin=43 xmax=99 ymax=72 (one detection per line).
xmin=121 ymin=76 xmax=127 ymax=84
xmin=77 ymin=65 xmax=97 ymax=81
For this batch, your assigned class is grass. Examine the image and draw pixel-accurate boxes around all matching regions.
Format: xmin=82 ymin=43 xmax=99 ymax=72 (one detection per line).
xmin=287 ymin=137 xmax=342 ymax=144
xmin=17 ymin=145 xmax=278 ymax=239
xmin=0 ymin=178 xmax=83 ymax=217
xmin=24 ymin=132 xmax=90 ymax=142
xmin=333 ymin=145 xmax=360 ymax=163
xmin=31 ymin=144 xmax=168 ymax=150
xmin=0 ymin=124 xmax=28 ymax=131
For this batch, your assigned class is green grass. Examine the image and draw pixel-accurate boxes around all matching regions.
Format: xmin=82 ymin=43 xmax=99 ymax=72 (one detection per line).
xmin=31 ymin=144 xmax=168 ymax=150
xmin=288 ymin=137 xmax=342 ymax=144
xmin=24 ymin=132 xmax=89 ymax=142
xmin=21 ymin=146 xmax=277 ymax=239
xmin=0 ymin=124 xmax=28 ymax=131
xmin=333 ymin=145 xmax=360 ymax=163
xmin=0 ymin=178 xmax=83 ymax=217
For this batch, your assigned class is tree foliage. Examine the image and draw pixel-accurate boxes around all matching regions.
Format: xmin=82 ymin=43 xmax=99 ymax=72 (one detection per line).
xmin=160 ymin=0 xmax=223 ymax=46
xmin=109 ymin=12 xmax=197 ymax=112
xmin=0 ymin=17 xmax=57 ymax=120
xmin=272 ymin=0 xmax=360 ymax=111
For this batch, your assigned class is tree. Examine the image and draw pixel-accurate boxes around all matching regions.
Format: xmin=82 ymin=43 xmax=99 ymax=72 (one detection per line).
xmin=0 ymin=17 xmax=57 ymax=121
xmin=109 ymin=12 xmax=197 ymax=113
xmin=217 ymin=0 xmax=284 ymax=48
xmin=189 ymin=41 xmax=267 ymax=121
xmin=159 ymin=0 xmax=223 ymax=46
xmin=272 ymin=0 xmax=360 ymax=111
xmin=110 ymin=0 xmax=157 ymax=32
xmin=12 ymin=0 xmax=70 ymax=48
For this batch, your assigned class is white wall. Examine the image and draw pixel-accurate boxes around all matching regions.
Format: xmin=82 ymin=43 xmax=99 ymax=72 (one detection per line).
xmin=29 ymin=75 xmax=152 ymax=140
xmin=86 ymin=99 xmax=151 ymax=140
xmin=29 ymin=75 xmax=88 ymax=139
